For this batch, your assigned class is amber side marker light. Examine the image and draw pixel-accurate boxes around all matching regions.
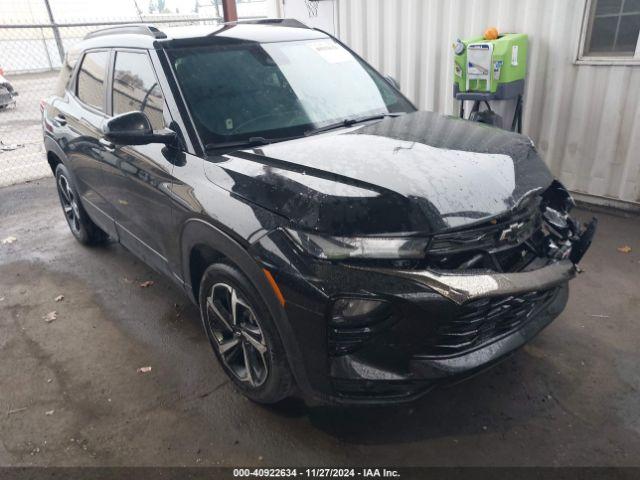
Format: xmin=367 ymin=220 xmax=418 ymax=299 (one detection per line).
xmin=263 ymin=269 xmax=286 ymax=306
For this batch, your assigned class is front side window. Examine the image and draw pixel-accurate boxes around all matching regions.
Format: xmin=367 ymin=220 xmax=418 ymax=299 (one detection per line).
xmin=169 ymin=39 xmax=413 ymax=145
xmin=584 ymin=0 xmax=640 ymax=57
xmin=77 ymin=51 xmax=109 ymax=111
xmin=112 ymin=51 xmax=165 ymax=130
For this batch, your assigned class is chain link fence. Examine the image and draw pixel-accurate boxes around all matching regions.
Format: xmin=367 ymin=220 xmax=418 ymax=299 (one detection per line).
xmin=0 ymin=15 xmax=225 ymax=187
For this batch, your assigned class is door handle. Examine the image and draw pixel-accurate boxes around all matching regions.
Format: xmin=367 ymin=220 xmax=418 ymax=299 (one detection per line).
xmin=99 ymin=137 xmax=115 ymax=152
xmin=54 ymin=114 xmax=66 ymax=126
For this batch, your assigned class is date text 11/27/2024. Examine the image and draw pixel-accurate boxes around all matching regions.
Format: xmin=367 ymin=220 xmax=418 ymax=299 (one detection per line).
xmin=233 ymin=468 xmax=401 ymax=478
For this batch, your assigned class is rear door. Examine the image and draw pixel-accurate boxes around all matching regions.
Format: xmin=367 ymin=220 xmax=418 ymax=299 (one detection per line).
xmin=99 ymin=48 xmax=178 ymax=276
xmin=52 ymin=49 xmax=117 ymax=237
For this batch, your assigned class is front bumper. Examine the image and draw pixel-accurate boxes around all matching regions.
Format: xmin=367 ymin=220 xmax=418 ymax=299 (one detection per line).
xmin=250 ymin=229 xmax=580 ymax=405
xmin=329 ymin=284 xmax=568 ymax=403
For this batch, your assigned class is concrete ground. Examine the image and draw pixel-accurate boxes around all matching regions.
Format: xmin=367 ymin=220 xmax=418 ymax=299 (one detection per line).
xmin=0 ymin=177 xmax=639 ymax=467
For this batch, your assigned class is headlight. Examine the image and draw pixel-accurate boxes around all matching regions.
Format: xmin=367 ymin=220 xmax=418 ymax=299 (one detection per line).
xmin=285 ymin=229 xmax=429 ymax=260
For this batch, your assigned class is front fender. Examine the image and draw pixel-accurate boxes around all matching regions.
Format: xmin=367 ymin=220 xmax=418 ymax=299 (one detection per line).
xmin=178 ymin=218 xmax=314 ymax=397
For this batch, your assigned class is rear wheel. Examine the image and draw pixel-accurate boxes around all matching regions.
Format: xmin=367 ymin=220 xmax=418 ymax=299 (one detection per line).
xmin=199 ymin=262 xmax=294 ymax=404
xmin=55 ymin=164 xmax=107 ymax=245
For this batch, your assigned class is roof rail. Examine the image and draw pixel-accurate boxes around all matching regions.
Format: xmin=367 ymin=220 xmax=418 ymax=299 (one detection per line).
xmin=230 ymin=18 xmax=309 ymax=29
xmin=84 ymin=24 xmax=167 ymax=40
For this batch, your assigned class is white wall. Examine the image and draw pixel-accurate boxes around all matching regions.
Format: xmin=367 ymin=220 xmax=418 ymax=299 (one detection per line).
xmin=283 ymin=0 xmax=640 ymax=208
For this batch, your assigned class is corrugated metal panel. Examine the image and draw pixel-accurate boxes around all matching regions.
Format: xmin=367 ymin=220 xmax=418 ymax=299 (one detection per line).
xmin=335 ymin=0 xmax=640 ymax=206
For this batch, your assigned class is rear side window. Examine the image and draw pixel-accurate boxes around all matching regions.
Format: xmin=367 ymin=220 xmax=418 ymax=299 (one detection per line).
xmin=55 ymin=48 xmax=81 ymax=97
xmin=76 ymin=51 xmax=109 ymax=111
xmin=112 ymin=51 xmax=165 ymax=130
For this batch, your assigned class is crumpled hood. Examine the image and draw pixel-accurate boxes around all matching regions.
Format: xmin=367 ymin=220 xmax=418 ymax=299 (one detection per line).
xmin=204 ymin=111 xmax=554 ymax=235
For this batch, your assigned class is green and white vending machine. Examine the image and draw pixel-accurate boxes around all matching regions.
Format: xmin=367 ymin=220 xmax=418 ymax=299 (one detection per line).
xmin=453 ymin=31 xmax=528 ymax=132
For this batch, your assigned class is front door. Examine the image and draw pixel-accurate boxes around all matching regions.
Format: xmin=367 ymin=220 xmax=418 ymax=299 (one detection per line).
xmin=99 ymin=49 xmax=178 ymax=277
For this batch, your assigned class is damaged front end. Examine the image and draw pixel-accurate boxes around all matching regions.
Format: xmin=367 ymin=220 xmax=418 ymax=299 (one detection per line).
xmin=542 ymin=181 xmax=597 ymax=266
xmin=356 ymin=180 xmax=597 ymax=305
xmin=255 ymin=181 xmax=596 ymax=404
xmin=399 ymin=180 xmax=597 ymax=277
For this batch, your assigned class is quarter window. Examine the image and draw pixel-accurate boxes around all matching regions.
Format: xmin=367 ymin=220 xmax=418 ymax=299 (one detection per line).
xmin=55 ymin=47 xmax=81 ymax=97
xmin=584 ymin=0 xmax=640 ymax=56
xmin=76 ymin=51 xmax=109 ymax=111
xmin=112 ymin=51 xmax=165 ymax=130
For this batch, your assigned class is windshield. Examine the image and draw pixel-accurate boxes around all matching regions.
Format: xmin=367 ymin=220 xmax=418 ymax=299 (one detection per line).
xmin=169 ymin=38 xmax=414 ymax=146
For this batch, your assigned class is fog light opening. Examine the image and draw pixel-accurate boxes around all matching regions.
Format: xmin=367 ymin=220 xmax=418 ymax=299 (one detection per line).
xmin=331 ymin=298 xmax=391 ymax=327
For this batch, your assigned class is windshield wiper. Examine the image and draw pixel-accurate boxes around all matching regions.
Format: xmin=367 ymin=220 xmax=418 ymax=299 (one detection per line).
xmin=304 ymin=112 xmax=406 ymax=137
xmin=205 ymin=112 xmax=408 ymax=150
xmin=205 ymin=136 xmax=272 ymax=151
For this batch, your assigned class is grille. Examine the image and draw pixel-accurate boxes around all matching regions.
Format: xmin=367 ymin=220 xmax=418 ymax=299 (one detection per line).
xmin=425 ymin=200 xmax=550 ymax=273
xmin=430 ymin=288 xmax=559 ymax=356
xmin=428 ymin=201 xmax=542 ymax=255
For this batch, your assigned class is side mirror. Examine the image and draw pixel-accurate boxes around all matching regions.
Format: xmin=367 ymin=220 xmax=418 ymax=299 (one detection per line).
xmin=384 ymin=75 xmax=400 ymax=90
xmin=103 ymin=111 xmax=176 ymax=146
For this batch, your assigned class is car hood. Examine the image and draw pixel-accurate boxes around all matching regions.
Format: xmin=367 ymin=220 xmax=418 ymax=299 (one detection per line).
xmin=204 ymin=110 xmax=554 ymax=235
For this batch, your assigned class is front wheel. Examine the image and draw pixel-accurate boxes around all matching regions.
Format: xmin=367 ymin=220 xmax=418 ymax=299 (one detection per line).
xmin=199 ymin=262 xmax=294 ymax=404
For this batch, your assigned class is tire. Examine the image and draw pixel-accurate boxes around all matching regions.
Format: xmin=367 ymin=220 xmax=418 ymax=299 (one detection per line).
xmin=55 ymin=163 xmax=108 ymax=245
xmin=199 ymin=262 xmax=294 ymax=404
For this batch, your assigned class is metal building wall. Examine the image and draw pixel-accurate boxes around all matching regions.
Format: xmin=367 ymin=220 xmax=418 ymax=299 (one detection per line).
xmin=335 ymin=0 xmax=640 ymax=208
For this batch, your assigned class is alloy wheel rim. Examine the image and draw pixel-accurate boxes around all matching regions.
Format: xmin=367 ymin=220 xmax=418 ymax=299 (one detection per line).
xmin=205 ymin=282 xmax=269 ymax=388
xmin=57 ymin=174 xmax=81 ymax=233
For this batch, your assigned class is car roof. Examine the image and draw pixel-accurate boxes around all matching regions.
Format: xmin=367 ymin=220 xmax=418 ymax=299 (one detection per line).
xmin=76 ymin=19 xmax=329 ymax=51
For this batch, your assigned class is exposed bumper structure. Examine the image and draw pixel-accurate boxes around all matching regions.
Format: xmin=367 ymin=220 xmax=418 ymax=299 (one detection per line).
xmin=350 ymin=259 xmax=576 ymax=305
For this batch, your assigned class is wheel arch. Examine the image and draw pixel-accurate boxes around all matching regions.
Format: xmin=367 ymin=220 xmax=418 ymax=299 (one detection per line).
xmin=180 ymin=219 xmax=251 ymax=303
xmin=47 ymin=150 xmax=63 ymax=174
xmin=179 ymin=218 xmax=311 ymax=395
xmin=188 ymin=242 xmax=226 ymax=302
xmin=44 ymin=136 xmax=69 ymax=175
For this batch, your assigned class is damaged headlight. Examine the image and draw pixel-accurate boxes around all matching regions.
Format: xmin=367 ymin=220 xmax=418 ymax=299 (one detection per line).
xmin=541 ymin=180 xmax=597 ymax=264
xmin=285 ymin=229 xmax=429 ymax=260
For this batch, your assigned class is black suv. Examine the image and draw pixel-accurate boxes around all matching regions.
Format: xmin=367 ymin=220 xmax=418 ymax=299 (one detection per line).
xmin=42 ymin=19 xmax=595 ymax=405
